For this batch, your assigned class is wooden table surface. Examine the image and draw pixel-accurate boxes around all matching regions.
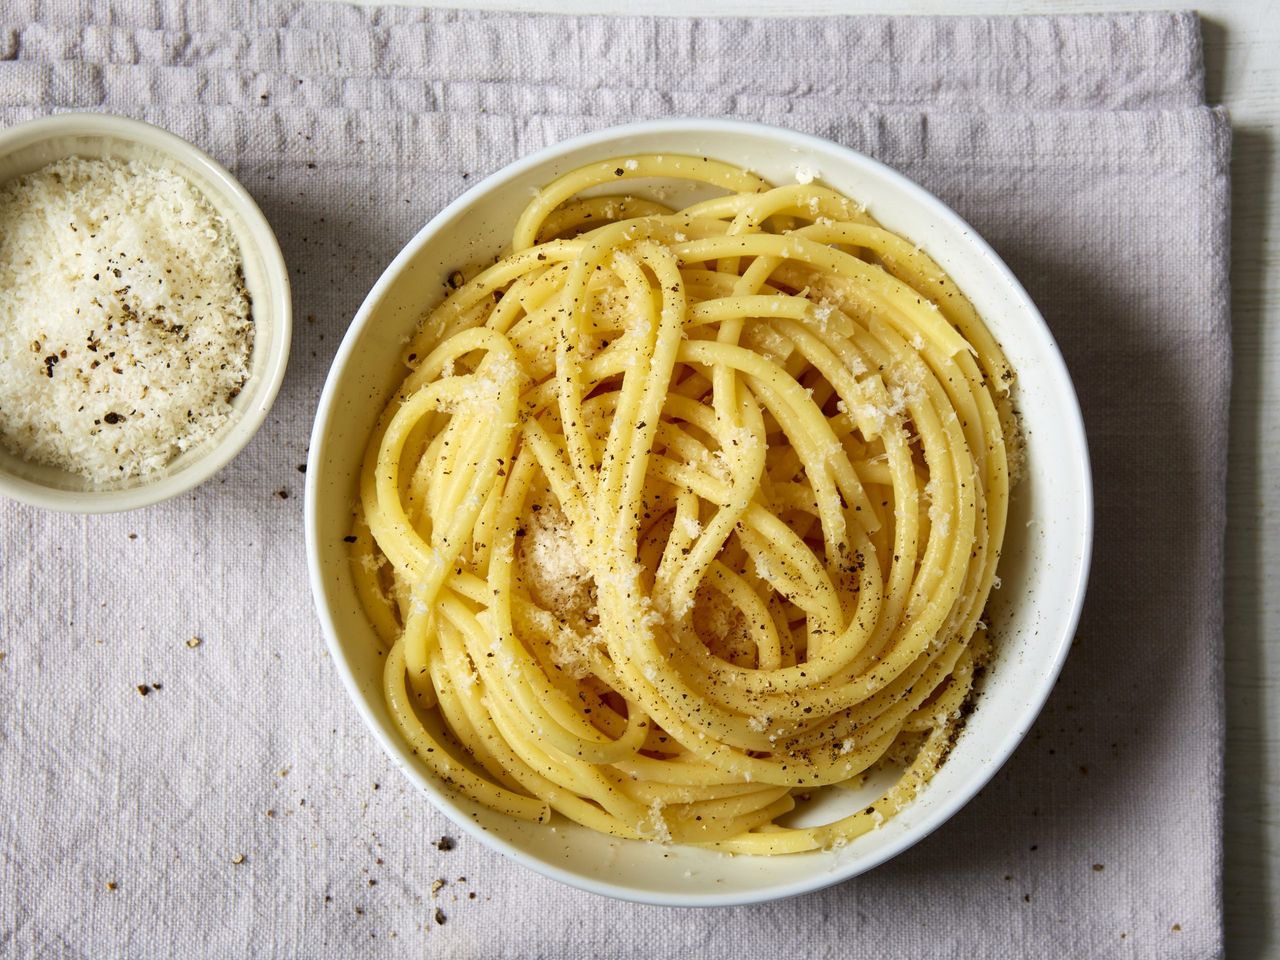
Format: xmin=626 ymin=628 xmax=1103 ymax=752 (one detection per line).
xmin=351 ymin=1 xmax=1279 ymax=954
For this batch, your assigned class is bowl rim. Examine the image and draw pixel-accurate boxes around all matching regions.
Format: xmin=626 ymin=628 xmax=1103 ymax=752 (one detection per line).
xmin=0 ymin=111 xmax=292 ymax=514
xmin=306 ymin=116 xmax=1094 ymax=906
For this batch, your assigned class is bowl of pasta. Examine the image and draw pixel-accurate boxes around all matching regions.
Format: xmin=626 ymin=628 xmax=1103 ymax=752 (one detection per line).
xmin=306 ymin=119 xmax=1092 ymax=905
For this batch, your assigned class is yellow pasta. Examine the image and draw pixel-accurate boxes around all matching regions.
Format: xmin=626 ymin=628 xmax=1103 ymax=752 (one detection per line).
xmin=351 ymin=155 xmax=1018 ymax=853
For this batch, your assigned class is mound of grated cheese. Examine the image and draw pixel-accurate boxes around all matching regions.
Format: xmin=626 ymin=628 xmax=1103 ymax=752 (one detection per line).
xmin=0 ymin=156 xmax=253 ymax=483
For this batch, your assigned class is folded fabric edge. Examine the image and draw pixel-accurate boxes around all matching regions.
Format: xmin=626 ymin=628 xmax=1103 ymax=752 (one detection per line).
xmin=5 ymin=0 xmax=1203 ymax=41
xmin=0 ymin=103 xmax=1232 ymax=178
xmin=0 ymin=58 xmax=1208 ymax=115
xmin=1 ymin=11 xmax=1207 ymax=110
xmin=1205 ymin=96 xmax=1231 ymax=960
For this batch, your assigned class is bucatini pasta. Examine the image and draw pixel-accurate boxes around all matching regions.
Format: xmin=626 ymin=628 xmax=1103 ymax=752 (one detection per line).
xmin=350 ymin=154 xmax=1019 ymax=854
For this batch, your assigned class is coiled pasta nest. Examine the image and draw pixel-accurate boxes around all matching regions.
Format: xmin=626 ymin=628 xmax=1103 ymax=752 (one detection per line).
xmin=352 ymin=155 xmax=1018 ymax=854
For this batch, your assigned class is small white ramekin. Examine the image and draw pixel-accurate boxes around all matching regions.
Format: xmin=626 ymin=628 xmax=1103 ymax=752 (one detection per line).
xmin=0 ymin=112 xmax=291 ymax=513
xmin=307 ymin=118 xmax=1093 ymax=906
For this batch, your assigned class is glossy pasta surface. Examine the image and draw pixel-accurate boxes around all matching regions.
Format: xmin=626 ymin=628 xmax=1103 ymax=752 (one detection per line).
xmin=352 ymin=155 xmax=1017 ymax=854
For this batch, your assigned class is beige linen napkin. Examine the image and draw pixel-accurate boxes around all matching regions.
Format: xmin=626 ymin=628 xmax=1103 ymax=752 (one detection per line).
xmin=0 ymin=5 xmax=1228 ymax=958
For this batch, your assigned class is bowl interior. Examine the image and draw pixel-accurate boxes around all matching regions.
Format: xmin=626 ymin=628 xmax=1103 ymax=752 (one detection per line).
xmin=0 ymin=115 xmax=290 ymax=512
xmin=308 ymin=120 xmax=1091 ymax=905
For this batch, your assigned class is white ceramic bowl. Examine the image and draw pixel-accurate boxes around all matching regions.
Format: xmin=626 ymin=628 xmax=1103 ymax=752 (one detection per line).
xmin=307 ymin=119 xmax=1092 ymax=906
xmin=0 ymin=113 xmax=291 ymax=513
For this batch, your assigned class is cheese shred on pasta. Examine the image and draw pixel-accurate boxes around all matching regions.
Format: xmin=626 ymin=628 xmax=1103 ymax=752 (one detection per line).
xmin=352 ymin=155 xmax=1019 ymax=854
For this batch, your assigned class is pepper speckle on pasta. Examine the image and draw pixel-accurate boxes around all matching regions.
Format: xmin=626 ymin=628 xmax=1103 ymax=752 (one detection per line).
xmin=351 ymin=155 xmax=1019 ymax=854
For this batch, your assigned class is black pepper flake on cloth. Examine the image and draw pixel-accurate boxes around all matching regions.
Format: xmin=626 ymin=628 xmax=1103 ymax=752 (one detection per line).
xmin=435 ymin=836 xmax=456 ymax=851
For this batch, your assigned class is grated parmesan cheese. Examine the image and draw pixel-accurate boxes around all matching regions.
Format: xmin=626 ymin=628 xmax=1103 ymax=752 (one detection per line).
xmin=519 ymin=502 xmax=595 ymax=613
xmin=0 ymin=156 xmax=252 ymax=482
xmin=638 ymin=798 xmax=672 ymax=843
xmin=678 ymin=514 xmax=702 ymax=540
xmin=518 ymin=502 xmax=603 ymax=677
